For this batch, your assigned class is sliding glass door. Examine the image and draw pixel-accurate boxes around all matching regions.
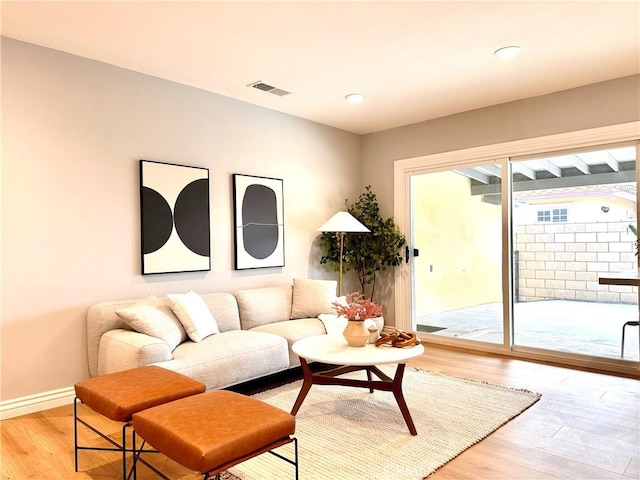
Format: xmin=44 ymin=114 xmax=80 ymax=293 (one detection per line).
xmin=398 ymin=127 xmax=640 ymax=372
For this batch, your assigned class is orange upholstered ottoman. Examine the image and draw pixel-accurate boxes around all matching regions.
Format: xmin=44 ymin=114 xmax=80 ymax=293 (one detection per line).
xmin=131 ymin=390 xmax=298 ymax=480
xmin=74 ymin=366 xmax=205 ymax=479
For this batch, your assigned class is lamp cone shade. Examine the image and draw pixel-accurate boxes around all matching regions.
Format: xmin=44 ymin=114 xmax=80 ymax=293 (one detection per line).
xmin=318 ymin=211 xmax=369 ymax=296
xmin=317 ymin=211 xmax=370 ymax=233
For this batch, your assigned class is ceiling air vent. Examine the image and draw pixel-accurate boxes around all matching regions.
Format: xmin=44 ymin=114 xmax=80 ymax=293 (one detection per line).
xmin=248 ymin=81 xmax=291 ymax=97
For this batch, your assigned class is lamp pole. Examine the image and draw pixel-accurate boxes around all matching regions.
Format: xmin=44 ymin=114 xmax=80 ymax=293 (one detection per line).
xmin=338 ymin=231 xmax=345 ymax=296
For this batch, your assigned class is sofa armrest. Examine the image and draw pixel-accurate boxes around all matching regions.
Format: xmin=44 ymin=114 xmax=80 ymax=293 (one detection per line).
xmin=97 ymin=329 xmax=172 ymax=376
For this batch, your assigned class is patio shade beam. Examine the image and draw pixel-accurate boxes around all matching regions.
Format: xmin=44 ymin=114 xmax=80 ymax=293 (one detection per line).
xmin=475 ymin=164 xmax=502 ymax=178
xmin=470 ymin=170 xmax=637 ymax=195
xmin=511 ymin=162 xmax=537 ymax=180
xmin=526 ymin=159 xmax=562 ymax=177
xmin=567 ymin=155 xmax=591 ymax=175
xmin=603 ymin=152 xmax=621 ymax=172
xmin=455 ymin=168 xmax=491 ymax=184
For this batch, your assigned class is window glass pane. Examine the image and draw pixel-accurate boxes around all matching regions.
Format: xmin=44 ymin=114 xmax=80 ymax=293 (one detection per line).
xmin=411 ymin=163 xmax=503 ymax=345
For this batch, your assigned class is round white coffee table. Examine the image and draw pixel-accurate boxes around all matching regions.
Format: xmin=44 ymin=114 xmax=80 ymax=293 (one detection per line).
xmin=291 ymin=334 xmax=424 ymax=435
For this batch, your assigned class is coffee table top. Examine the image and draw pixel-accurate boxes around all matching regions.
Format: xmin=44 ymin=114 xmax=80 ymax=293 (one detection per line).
xmin=292 ymin=334 xmax=424 ymax=366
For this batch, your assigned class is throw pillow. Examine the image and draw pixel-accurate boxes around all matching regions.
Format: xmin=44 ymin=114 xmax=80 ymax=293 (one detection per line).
xmin=167 ymin=291 xmax=220 ymax=342
xmin=318 ymin=313 xmax=348 ymax=336
xmin=116 ymin=296 xmax=187 ymax=351
xmin=290 ymin=278 xmax=338 ymax=319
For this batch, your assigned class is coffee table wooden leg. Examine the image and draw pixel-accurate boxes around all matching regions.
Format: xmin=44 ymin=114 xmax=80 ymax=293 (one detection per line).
xmin=291 ymin=357 xmax=313 ymax=415
xmin=392 ymin=364 xmax=417 ymax=435
xmin=366 ymin=367 xmax=373 ymax=393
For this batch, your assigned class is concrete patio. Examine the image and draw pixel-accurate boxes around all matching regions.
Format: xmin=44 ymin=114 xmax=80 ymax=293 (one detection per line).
xmin=417 ymin=300 xmax=640 ymax=362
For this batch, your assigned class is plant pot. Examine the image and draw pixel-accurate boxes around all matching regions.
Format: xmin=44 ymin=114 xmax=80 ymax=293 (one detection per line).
xmin=343 ymin=320 xmax=369 ymax=347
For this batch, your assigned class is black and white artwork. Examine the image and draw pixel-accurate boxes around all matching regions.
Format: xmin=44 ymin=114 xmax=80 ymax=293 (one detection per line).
xmin=140 ymin=160 xmax=210 ymax=274
xmin=233 ymin=174 xmax=284 ymax=270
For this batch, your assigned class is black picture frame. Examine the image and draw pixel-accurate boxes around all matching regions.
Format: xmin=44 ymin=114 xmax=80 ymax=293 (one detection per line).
xmin=232 ymin=174 xmax=285 ymax=270
xmin=140 ymin=160 xmax=210 ymax=274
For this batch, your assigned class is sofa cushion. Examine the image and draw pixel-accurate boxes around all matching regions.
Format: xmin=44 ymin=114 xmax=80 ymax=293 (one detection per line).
xmin=115 ymin=296 xmax=187 ymax=351
xmin=198 ymin=292 xmax=242 ymax=332
xmin=167 ymin=291 xmax=220 ymax=343
xmin=158 ymin=330 xmax=289 ymax=390
xmin=233 ymin=285 xmax=293 ymax=330
xmin=251 ymin=318 xmax=327 ymax=367
xmin=98 ymin=329 xmax=173 ymax=376
xmin=290 ymin=278 xmax=337 ymax=319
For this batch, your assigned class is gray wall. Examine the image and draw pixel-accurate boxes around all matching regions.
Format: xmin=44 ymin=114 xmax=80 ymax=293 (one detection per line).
xmin=1 ymin=38 xmax=361 ymax=401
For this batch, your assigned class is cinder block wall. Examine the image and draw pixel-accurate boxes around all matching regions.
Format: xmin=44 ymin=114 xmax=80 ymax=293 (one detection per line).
xmin=515 ymin=221 xmax=637 ymax=304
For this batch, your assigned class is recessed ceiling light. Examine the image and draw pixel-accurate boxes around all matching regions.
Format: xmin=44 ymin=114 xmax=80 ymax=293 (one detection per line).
xmin=494 ymin=46 xmax=522 ymax=58
xmin=345 ymin=93 xmax=366 ymax=104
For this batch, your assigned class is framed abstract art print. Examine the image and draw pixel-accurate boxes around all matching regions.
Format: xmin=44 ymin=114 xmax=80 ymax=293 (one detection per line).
xmin=232 ymin=174 xmax=284 ymax=270
xmin=140 ymin=160 xmax=210 ymax=274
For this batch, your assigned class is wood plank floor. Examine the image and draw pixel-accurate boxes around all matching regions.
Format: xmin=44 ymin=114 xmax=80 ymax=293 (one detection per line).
xmin=1 ymin=345 xmax=638 ymax=480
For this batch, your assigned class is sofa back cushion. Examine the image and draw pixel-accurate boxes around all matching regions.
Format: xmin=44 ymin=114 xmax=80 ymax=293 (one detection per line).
xmin=290 ymin=278 xmax=337 ymax=319
xmin=233 ymin=285 xmax=293 ymax=330
xmin=198 ymin=292 xmax=242 ymax=332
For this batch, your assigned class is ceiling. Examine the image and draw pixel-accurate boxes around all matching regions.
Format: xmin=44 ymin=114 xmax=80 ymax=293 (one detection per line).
xmin=2 ymin=1 xmax=639 ymax=135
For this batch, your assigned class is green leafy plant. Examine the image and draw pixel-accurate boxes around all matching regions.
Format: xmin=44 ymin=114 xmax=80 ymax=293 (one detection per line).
xmin=319 ymin=186 xmax=406 ymax=299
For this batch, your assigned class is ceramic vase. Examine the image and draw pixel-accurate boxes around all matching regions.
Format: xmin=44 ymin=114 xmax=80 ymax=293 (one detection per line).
xmin=369 ymin=316 xmax=384 ymax=332
xmin=343 ymin=320 xmax=369 ymax=347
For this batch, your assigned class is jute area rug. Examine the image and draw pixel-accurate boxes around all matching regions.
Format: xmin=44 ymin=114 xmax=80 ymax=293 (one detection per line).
xmin=225 ymin=366 xmax=541 ymax=480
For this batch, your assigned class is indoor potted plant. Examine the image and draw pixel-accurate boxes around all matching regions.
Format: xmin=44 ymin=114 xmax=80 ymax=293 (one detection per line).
xmin=319 ymin=186 xmax=406 ymax=301
xmin=333 ymin=292 xmax=383 ymax=346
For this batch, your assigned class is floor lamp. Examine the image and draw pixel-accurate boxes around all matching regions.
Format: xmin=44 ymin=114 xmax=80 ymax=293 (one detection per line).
xmin=317 ymin=211 xmax=370 ymax=296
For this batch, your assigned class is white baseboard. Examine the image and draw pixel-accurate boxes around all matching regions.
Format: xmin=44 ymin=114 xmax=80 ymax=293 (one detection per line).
xmin=0 ymin=386 xmax=75 ymax=420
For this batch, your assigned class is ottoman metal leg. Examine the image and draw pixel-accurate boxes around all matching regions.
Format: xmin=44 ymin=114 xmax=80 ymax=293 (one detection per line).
xmin=74 ymin=397 xmax=134 ymax=479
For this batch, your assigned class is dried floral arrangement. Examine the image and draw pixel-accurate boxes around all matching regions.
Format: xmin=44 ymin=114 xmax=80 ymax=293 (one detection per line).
xmin=332 ymin=292 xmax=382 ymax=321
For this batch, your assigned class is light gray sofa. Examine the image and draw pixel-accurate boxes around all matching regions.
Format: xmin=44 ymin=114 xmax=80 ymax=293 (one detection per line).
xmin=86 ymin=279 xmax=338 ymax=390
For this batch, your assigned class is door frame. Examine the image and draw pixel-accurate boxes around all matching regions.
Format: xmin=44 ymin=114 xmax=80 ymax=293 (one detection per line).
xmin=393 ymin=121 xmax=640 ymax=375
